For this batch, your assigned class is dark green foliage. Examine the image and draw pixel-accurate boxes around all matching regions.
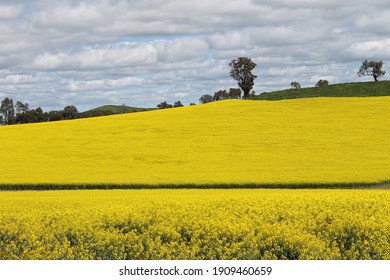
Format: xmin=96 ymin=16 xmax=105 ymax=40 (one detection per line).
xmin=199 ymin=94 xmax=213 ymax=104
xmin=173 ymin=101 xmax=184 ymax=107
xmin=157 ymin=101 xmax=173 ymax=109
xmin=0 ymin=97 xmax=15 ymax=125
xmin=315 ymin=79 xmax=329 ymax=87
xmin=229 ymin=57 xmax=257 ymax=98
xmin=0 ymin=181 xmax=388 ymax=191
xmin=62 ymin=105 xmax=79 ymax=120
xmin=358 ymin=60 xmax=386 ymax=81
xmin=290 ymin=82 xmax=301 ymax=89
xmin=229 ymin=88 xmax=241 ymax=99
xmin=213 ymin=90 xmax=229 ymax=101
xmin=251 ymin=81 xmax=390 ymax=101
xmin=88 ymin=105 xmax=154 ymax=114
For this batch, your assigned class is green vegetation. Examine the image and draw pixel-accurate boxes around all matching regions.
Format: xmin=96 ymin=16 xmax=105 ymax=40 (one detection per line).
xmin=252 ymin=80 xmax=390 ymax=101
xmin=0 ymin=181 xmax=389 ymax=191
xmin=89 ymin=105 xmax=154 ymax=114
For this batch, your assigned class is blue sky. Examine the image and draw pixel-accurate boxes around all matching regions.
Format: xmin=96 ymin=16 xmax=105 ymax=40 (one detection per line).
xmin=0 ymin=0 xmax=389 ymax=111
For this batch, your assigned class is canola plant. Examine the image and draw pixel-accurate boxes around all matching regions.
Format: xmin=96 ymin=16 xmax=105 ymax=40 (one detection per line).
xmin=0 ymin=189 xmax=389 ymax=260
xmin=0 ymin=97 xmax=389 ymax=185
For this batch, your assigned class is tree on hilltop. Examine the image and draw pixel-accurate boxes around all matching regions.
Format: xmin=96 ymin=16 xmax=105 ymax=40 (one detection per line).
xmin=228 ymin=88 xmax=241 ymax=99
xmin=173 ymin=101 xmax=184 ymax=107
xmin=199 ymin=94 xmax=213 ymax=104
xmin=229 ymin=57 xmax=257 ymax=98
xmin=157 ymin=101 xmax=173 ymax=109
xmin=213 ymin=90 xmax=229 ymax=101
xmin=358 ymin=60 xmax=386 ymax=82
xmin=315 ymin=79 xmax=329 ymax=87
xmin=290 ymin=82 xmax=301 ymax=89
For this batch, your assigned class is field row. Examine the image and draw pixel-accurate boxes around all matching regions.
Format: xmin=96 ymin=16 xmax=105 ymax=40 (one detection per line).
xmin=1 ymin=189 xmax=389 ymax=260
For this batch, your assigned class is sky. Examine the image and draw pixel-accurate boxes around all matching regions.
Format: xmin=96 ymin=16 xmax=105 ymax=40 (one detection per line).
xmin=0 ymin=0 xmax=390 ymax=111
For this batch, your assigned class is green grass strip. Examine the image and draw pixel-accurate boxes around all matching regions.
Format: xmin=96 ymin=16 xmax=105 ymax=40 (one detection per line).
xmin=0 ymin=181 xmax=389 ymax=191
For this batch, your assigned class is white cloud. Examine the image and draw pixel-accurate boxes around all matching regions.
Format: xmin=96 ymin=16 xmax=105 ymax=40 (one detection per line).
xmin=0 ymin=4 xmax=22 ymax=19
xmin=31 ymin=43 xmax=158 ymax=71
xmin=348 ymin=39 xmax=390 ymax=60
xmin=67 ymin=77 xmax=144 ymax=92
xmin=0 ymin=0 xmax=389 ymax=110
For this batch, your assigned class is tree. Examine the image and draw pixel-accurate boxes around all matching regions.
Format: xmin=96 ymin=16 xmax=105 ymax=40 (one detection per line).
xmin=229 ymin=57 xmax=257 ymax=98
xmin=46 ymin=110 xmax=63 ymax=122
xmin=357 ymin=60 xmax=386 ymax=82
xmin=290 ymin=82 xmax=301 ymax=89
xmin=0 ymin=97 xmax=15 ymax=125
xmin=62 ymin=105 xmax=78 ymax=120
xmin=157 ymin=101 xmax=172 ymax=109
xmin=173 ymin=101 xmax=184 ymax=107
xmin=213 ymin=90 xmax=229 ymax=101
xmin=315 ymin=79 xmax=329 ymax=87
xmin=33 ymin=107 xmax=45 ymax=122
xmin=199 ymin=94 xmax=213 ymax=104
xmin=15 ymin=101 xmax=31 ymax=124
xmin=228 ymin=88 xmax=241 ymax=99
xmin=15 ymin=101 xmax=29 ymax=115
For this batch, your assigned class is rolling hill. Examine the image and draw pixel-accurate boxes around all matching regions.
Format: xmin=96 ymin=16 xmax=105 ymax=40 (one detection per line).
xmin=253 ymin=80 xmax=390 ymax=100
xmin=1 ymin=96 xmax=390 ymax=187
xmin=88 ymin=104 xmax=155 ymax=114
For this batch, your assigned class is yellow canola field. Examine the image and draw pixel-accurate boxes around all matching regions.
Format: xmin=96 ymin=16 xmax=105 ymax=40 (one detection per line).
xmin=0 ymin=189 xmax=389 ymax=260
xmin=1 ymin=97 xmax=390 ymax=185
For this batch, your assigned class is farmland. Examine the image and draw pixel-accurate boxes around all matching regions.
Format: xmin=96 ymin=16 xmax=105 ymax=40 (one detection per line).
xmin=1 ymin=189 xmax=389 ymax=260
xmin=1 ymin=96 xmax=390 ymax=260
xmin=1 ymin=97 xmax=390 ymax=187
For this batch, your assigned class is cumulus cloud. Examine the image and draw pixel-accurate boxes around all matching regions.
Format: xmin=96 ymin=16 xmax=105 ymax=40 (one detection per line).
xmin=0 ymin=4 xmax=22 ymax=19
xmin=347 ymin=39 xmax=390 ymax=60
xmin=0 ymin=0 xmax=389 ymax=111
xmin=31 ymin=43 xmax=158 ymax=71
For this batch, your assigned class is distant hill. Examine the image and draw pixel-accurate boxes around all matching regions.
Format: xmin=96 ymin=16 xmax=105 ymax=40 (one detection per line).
xmin=252 ymin=80 xmax=390 ymax=100
xmin=88 ymin=105 xmax=155 ymax=114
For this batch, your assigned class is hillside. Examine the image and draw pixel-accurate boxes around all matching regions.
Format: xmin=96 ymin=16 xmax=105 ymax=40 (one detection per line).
xmin=1 ymin=97 xmax=390 ymax=187
xmin=88 ymin=104 xmax=155 ymax=114
xmin=253 ymin=80 xmax=390 ymax=100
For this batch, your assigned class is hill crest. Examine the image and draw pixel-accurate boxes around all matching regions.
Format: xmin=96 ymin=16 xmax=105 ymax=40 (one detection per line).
xmin=253 ymin=80 xmax=390 ymax=100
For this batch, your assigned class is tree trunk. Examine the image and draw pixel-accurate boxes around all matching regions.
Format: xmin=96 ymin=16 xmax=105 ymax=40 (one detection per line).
xmin=373 ymin=74 xmax=378 ymax=82
xmin=243 ymin=89 xmax=250 ymax=98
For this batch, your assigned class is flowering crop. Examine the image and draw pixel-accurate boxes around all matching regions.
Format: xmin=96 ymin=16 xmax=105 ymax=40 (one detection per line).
xmin=0 ymin=97 xmax=390 ymax=185
xmin=0 ymin=189 xmax=389 ymax=260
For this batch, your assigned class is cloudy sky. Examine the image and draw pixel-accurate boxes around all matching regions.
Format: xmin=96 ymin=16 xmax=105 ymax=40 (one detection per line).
xmin=1 ymin=0 xmax=389 ymax=111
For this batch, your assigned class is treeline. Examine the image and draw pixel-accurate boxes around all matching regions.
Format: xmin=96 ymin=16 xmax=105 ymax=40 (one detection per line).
xmin=0 ymin=97 xmax=115 ymax=125
xmin=156 ymin=88 xmax=243 ymax=109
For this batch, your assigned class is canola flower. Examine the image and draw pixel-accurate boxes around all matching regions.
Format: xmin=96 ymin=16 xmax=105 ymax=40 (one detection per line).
xmin=0 ymin=97 xmax=390 ymax=185
xmin=0 ymin=189 xmax=389 ymax=260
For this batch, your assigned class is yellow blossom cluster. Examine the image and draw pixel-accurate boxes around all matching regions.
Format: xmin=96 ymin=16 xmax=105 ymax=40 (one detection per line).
xmin=0 ymin=97 xmax=390 ymax=185
xmin=0 ymin=189 xmax=389 ymax=260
